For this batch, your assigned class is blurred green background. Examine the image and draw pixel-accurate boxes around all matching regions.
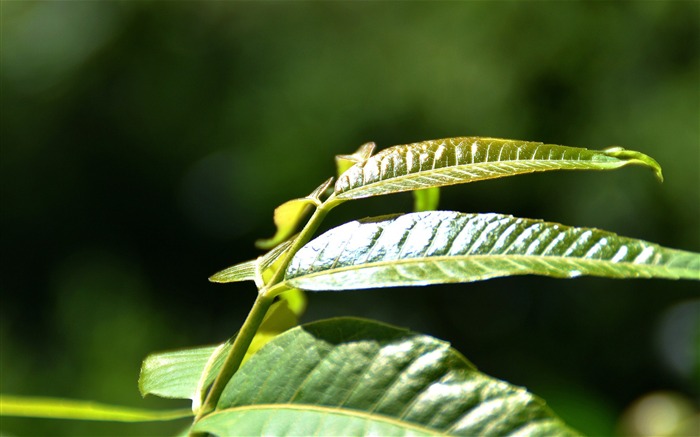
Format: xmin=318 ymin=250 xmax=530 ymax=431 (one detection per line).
xmin=1 ymin=2 xmax=698 ymax=436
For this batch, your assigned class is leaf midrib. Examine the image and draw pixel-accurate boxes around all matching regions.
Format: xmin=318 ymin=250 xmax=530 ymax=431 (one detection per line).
xmin=289 ymin=253 xmax=693 ymax=281
xmin=207 ymin=403 xmax=448 ymax=435
xmin=338 ymin=157 xmax=624 ymax=197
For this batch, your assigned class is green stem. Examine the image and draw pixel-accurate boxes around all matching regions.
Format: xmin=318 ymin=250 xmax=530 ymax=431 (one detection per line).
xmin=265 ymin=195 xmax=343 ymax=288
xmin=194 ymin=194 xmax=344 ymax=423
xmin=195 ymin=292 xmax=275 ymax=420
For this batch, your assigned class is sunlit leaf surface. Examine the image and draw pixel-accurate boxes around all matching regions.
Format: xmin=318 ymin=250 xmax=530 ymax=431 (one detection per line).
xmin=193 ymin=318 xmax=577 ymax=436
xmin=334 ymin=137 xmax=663 ymax=200
xmin=285 ymin=211 xmax=699 ymax=291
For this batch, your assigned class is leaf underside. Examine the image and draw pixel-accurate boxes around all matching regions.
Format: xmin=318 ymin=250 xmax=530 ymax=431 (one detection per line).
xmin=139 ymin=344 xmax=222 ymax=402
xmin=285 ymin=211 xmax=700 ymax=291
xmin=139 ymin=340 xmax=232 ymax=414
xmin=193 ymin=318 xmax=578 ymax=436
xmin=209 ymin=238 xmax=294 ymax=285
xmin=334 ymin=137 xmax=663 ymax=200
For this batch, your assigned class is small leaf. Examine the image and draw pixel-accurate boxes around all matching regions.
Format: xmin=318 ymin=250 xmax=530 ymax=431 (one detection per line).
xmin=139 ymin=342 xmax=229 ymax=410
xmin=0 ymin=395 xmax=191 ymax=422
xmin=273 ymin=287 xmax=307 ymax=318
xmin=413 ymin=187 xmax=440 ymax=212
xmin=335 ymin=137 xmax=663 ymax=200
xmin=255 ymin=199 xmax=314 ymax=250
xmin=208 ymin=260 xmax=257 ymax=285
xmin=256 ymin=178 xmax=334 ymax=249
xmin=192 ymin=317 xmax=578 ymax=436
xmin=285 ymin=211 xmax=700 ymax=291
xmin=335 ymin=142 xmax=376 ymax=177
xmin=210 ymin=238 xmax=294 ymax=287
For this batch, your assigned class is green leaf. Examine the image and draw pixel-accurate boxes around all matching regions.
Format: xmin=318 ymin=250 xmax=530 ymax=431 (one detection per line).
xmin=192 ymin=317 xmax=578 ymax=436
xmin=0 ymin=395 xmax=191 ymax=422
xmin=413 ymin=187 xmax=440 ymax=212
xmin=207 ymin=260 xmax=257 ymax=285
xmin=210 ymin=238 xmax=294 ymax=286
xmin=334 ymin=137 xmax=663 ymax=200
xmin=139 ymin=289 xmax=307 ymax=411
xmin=285 ymin=211 xmax=700 ymax=291
xmin=139 ymin=341 xmax=230 ymax=412
xmin=256 ymin=178 xmax=334 ymax=249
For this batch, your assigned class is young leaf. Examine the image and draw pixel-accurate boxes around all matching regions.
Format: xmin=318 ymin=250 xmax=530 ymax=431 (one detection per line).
xmin=139 ymin=342 xmax=230 ymax=409
xmin=334 ymin=137 xmax=663 ymax=200
xmin=285 ymin=211 xmax=700 ymax=291
xmin=256 ymin=178 xmax=334 ymax=249
xmin=192 ymin=318 xmax=578 ymax=436
xmin=207 ymin=260 xmax=257 ymax=285
xmin=210 ymin=238 xmax=294 ymax=287
xmin=413 ymin=187 xmax=440 ymax=212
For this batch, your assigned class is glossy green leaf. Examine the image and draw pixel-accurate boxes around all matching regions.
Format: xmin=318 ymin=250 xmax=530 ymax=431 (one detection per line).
xmin=139 ymin=288 xmax=307 ymax=412
xmin=0 ymin=395 xmax=191 ymax=422
xmin=256 ymin=178 xmax=334 ymax=249
xmin=413 ymin=187 xmax=440 ymax=212
xmin=334 ymin=137 xmax=663 ymax=200
xmin=285 ymin=211 xmax=700 ymax=291
xmin=192 ymin=318 xmax=578 ymax=436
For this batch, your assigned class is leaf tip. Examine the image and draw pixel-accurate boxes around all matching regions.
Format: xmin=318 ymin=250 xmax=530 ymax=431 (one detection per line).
xmin=603 ymin=146 xmax=664 ymax=182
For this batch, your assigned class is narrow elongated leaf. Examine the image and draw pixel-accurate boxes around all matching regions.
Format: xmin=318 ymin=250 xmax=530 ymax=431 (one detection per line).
xmin=285 ymin=211 xmax=700 ymax=291
xmin=0 ymin=395 xmax=191 ymax=422
xmin=210 ymin=238 xmax=294 ymax=286
xmin=193 ymin=318 xmax=577 ymax=436
xmin=334 ymin=137 xmax=663 ymax=200
xmin=207 ymin=260 xmax=257 ymax=285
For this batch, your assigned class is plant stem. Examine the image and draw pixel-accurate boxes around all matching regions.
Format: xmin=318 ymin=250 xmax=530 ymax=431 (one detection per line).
xmin=195 ymin=292 xmax=275 ymax=420
xmin=266 ymin=195 xmax=343 ymax=289
xmin=194 ymin=194 xmax=343 ymax=423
